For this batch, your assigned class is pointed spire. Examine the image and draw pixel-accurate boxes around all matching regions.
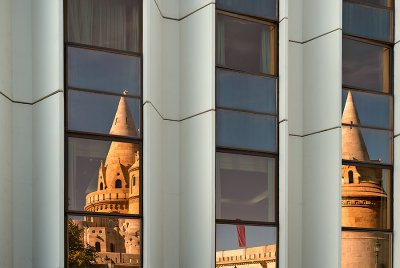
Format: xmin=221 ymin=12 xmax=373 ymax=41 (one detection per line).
xmin=342 ymin=91 xmax=370 ymax=161
xmin=109 ymin=90 xmax=138 ymax=137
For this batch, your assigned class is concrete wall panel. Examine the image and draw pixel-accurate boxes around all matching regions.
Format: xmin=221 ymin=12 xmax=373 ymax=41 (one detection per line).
xmin=13 ymin=103 xmax=33 ymax=268
xmin=179 ymin=111 xmax=215 ymax=268
xmin=0 ymin=95 xmax=13 ymax=268
xmin=288 ymin=42 xmax=303 ymax=135
xmin=32 ymin=93 xmax=63 ymax=268
xmin=32 ymin=0 xmax=63 ymax=100
xmin=303 ymin=31 xmax=341 ymax=135
xmin=302 ymin=128 xmax=341 ymax=268
xmin=302 ymin=0 xmax=341 ymax=42
xmin=180 ymin=5 xmax=215 ymax=119
xmin=0 ymin=0 xmax=12 ymax=98
xmin=179 ymin=0 xmax=214 ymax=19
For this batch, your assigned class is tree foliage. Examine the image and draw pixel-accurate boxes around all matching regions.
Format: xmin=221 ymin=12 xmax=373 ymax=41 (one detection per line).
xmin=68 ymin=219 xmax=98 ymax=267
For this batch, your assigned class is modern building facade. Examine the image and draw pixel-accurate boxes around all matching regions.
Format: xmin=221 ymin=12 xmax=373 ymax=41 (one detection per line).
xmin=1 ymin=0 xmax=400 ymax=268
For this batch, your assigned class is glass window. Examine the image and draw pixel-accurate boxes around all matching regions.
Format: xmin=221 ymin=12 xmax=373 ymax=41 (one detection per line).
xmin=343 ymin=38 xmax=391 ymax=93
xmin=341 ymin=165 xmax=391 ymax=229
xmin=217 ymin=14 xmax=276 ymax=75
xmin=352 ymin=0 xmax=392 ymax=8
xmin=342 ymin=125 xmax=392 ymax=164
xmin=217 ymin=110 xmax=276 ymax=152
xmin=68 ymin=47 xmax=140 ymax=96
xmin=68 ymin=215 xmax=141 ymax=267
xmin=216 ymin=153 xmax=275 ymax=222
xmin=68 ymin=90 xmax=140 ymax=137
xmin=217 ymin=68 xmax=276 ymax=114
xmin=68 ymin=0 xmax=141 ymax=52
xmin=68 ymin=137 xmax=140 ymax=215
xmin=342 ymin=231 xmax=392 ymax=268
xmin=216 ymin=224 xmax=276 ymax=263
xmin=342 ymin=90 xmax=392 ymax=129
xmin=217 ymin=0 xmax=277 ymax=20
xmin=343 ymin=2 xmax=392 ymax=42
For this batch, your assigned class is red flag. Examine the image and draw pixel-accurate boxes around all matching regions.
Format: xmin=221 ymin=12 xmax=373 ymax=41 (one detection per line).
xmin=236 ymin=220 xmax=246 ymax=247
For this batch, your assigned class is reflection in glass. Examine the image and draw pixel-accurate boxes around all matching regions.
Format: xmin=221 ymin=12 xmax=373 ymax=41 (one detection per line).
xmin=216 ymin=224 xmax=276 ymax=266
xmin=217 ymin=68 xmax=276 ymax=114
xmin=68 ymin=215 xmax=141 ymax=267
xmin=216 ymin=153 xmax=275 ymax=222
xmin=217 ymin=109 xmax=276 ymax=152
xmin=68 ymin=0 xmax=141 ymax=52
xmin=343 ymin=2 xmax=392 ymax=42
xmin=342 ymin=90 xmax=392 ymax=129
xmin=341 ymin=165 xmax=391 ymax=229
xmin=343 ymin=38 xmax=390 ymax=93
xmin=68 ymin=47 xmax=140 ymax=96
xmin=357 ymin=0 xmax=392 ymax=8
xmin=217 ymin=14 xmax=276 ymax=75
xmin=342 ymin=231 xmax=392 ymax=268
xmin=342 ymin=125 xmax=392 ymax=164
xmin=68 ymin=90 xmax=140 ymax=137
xmin=217 ymin=0 xmax=277 ymax=20
xmin=68 ymin=137 xmax=140 ymax=215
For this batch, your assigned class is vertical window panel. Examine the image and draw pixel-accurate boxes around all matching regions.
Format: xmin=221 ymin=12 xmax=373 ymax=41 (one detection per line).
xmin=67 ymin=137 xmax=141 ymax=215
xmin=343 ymin=2 xmax=392 ymax=42
xmin=217 ymin=0 xmax=277 ymax=20
xmin=68 ymin=215 xmax=141 ymax=267
xmin=341 ymin=165 xmax=391 ymax=229
xmin=343 ymin=38 xmax=391 ymax=93
xmin=217 ymin=68 xmax=276 ymax=114
xmin=68 ymin=47 xmax=141 ymax=96
xmin=217 ymin=14 xmax=276 ymax=75
xmin=342 ymin=231 xmax=392 ymax=268
xmin=68 ymin=0 xmax=141 ymax=52
xmin=217 ymin=110 xmax=276 ymax=152
xmin=68 ymin=90 xmax=141 ymax=137
xmin=216 ymin=153 xmax=275 ymax=222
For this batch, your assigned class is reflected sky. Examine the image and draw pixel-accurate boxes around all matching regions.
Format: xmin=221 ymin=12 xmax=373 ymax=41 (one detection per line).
xmin=68 ymin=47 xmax=140 ymax=96
xmin=217 ymin=68 xmax=276 ymax=114
xmin=216 ymin=224 xmax=276 ymax=251
xmin=68 ymin=90 xmax=140 ymax=136
xmin=217 ymin=0 xmax=277 ymax=20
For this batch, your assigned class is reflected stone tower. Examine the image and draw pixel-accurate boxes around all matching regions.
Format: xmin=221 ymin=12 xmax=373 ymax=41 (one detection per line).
xmin=341 ymin=91 xmax=389 ymax=268
xmin=341 ymin=91 xmax=387 ymax=229
xmin=85 ymin=90 xmax=140 ymax=214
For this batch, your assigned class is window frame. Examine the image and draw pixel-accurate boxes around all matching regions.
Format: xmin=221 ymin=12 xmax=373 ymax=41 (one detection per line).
xmin=215 ymin=3 xmax=279 ymax=267
xmin=63 ymin=0 xmax=143 ymax=267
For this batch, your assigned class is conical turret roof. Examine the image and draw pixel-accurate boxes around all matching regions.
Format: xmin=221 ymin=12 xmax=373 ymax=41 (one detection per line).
xmin=109 ymin=90 xmax=138 ymax=137
xmin=342 ymin=91 xmax=370 ymax=161
xmin=105 ymin=91 xmax=138 ymax=167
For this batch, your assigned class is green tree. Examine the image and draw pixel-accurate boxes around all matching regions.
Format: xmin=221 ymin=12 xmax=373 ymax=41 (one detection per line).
xmin=68 ymin=219 xmax=98 ymax=267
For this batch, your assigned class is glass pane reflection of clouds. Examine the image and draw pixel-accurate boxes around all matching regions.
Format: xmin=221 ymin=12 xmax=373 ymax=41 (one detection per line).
xmin=217 ymin=0 xmax=277 ymax=20
xmin=342 ymin=90 xmax=392 ymax=129
xmin=68 ymin=215 xmax=141 ymax=267
xmin=343 ymin=38 xmax=390 ymax=93
xmin=68 ymin=137 xmax=140 ymax=215
xmin=217 ymin=109 xmax=276 ymax=152
xmin=341 ymin=165 xmax=391 ymax=229
xmin=342 ymin=231 xmax=392 ymax=268
xmin=216 ymin=152 xmax=275 ymax=222
xmin=68 ymin=47 xmax=140 ymax=96
xmin=68 ymin=90 xmax=140 ymax=137
xmin=216 ymin=224 xmax=276 ymax=252
xmin=343 ymin=2 xmax=392 ymax=42
xmin=217 ymin=68 xmax=276 ymax=114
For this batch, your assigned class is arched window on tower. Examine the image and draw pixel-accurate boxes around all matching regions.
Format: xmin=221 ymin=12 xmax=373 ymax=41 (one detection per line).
xmin=348 ymin=171 xmax=354 ymax=184
xmin=95 ymin=242 xmax=101 ymax=252
xmin=110 ymin=243 xmax=115 ymax=252
xmin=115 ymin=179 xmax=122 ymax=188
xmin=133 ymin=175 xmax=136 ymax=186
xmin=100 ymin=182 xmax=103 ymax=190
